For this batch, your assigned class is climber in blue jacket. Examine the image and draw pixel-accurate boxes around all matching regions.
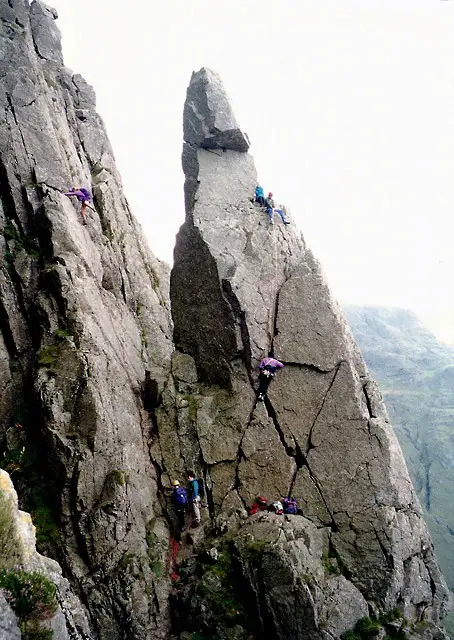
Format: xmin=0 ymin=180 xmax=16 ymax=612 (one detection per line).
xmin=187 ymin=471 xmax=201 ymax=527
xmin=255 ymin=185 xmax=266 ymax=207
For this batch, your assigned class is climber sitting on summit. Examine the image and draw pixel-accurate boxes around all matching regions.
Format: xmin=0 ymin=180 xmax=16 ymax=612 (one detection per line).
xmin=254 ymin=184 xmax=266 ymax=207
xmin=265 ymin=192 xmax=290 ymax=226
xmin=257 ymin=356 xmax=284 ymax=401
xmin=64 ymin=187 xmax=94 ymax=225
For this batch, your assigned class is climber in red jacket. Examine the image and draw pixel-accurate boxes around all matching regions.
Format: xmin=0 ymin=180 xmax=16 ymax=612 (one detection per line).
xmin=249 ymin=496 xmax=268 ymax=515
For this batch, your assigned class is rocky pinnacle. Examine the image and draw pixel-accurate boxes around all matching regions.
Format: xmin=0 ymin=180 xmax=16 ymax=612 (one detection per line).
xmin=168 ymin=67 xmax=451 ymax=638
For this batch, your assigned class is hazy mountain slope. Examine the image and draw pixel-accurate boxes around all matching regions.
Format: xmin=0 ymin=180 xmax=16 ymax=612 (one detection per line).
xmin=346 ymin=306 xmax=454 ymax=589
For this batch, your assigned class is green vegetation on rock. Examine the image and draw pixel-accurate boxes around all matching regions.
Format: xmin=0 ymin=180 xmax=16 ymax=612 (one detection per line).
xmin=0 ymin=425 xmax=60 ymax=550
xmin=341 ymin=610 xmax=408 ymax=640
xmin=175 ymin=543 xmax=250 ymax=639
xmin=0 ymin=568 xmax=57 ymax=638
xmin=145 ymin=528 xmax=163 ymax=577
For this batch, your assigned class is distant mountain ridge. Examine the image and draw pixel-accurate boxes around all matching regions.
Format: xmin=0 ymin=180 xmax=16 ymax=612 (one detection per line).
xmin=420 ymin=309 xmax=454 ymax=347
xmin=346 ymin=305 xmax=454 ymax=591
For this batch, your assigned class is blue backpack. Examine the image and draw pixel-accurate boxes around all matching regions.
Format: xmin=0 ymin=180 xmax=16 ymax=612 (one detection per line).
xmin=174 ymin=487 xmax=188 ymax=506
xmin=283 ymin=497 xmax=298 ymax=514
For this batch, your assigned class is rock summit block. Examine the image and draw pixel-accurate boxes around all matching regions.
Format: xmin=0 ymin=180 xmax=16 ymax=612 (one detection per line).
xmin=183 ymin=67 xmax=250 ymax=152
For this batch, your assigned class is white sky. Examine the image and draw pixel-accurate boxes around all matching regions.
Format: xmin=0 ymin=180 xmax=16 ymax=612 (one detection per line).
xmin=49 ymin=0 xmax=454 ymax=342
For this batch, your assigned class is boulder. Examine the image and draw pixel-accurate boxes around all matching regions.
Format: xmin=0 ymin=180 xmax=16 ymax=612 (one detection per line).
xmin=183 ymin=67 xmax=250 ymax=152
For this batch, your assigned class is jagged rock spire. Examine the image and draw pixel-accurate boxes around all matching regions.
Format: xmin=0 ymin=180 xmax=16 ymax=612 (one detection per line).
xmin=183 ymin=67 xmax=250 ymax=152
xmin=168 ymin=67 xmax=451 ymax=638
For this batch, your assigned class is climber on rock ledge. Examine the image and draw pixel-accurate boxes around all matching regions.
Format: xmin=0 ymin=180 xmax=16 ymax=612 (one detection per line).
xmin=265 ymin=192 xmax=290 ymax=226
xmin=254 ymin=184 xmax=266 ymax=207
xmin=257 ymin=356 xmax=284 ymax=401
xmin=64 ymin=187 xmax=95 ymax=225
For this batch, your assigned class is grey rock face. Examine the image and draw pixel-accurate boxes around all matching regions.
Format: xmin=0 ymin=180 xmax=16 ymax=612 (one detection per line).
xmin=183 ymin=68 xmax=250 ymax=152
xmin=30 ymin=0 xmax=63 ymax=64
xmin=0 ymin=594 xmax=20 ymax=640
xmin=0 ymin=2 xmax=173 ymax=638
xmin=234 ymin=514 xmax=369 ymax=640
xmin=168 ymin=67 xmax=451 ymax=638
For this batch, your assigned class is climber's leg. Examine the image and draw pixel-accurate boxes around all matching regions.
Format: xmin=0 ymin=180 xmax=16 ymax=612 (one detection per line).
xmin=257 ymin=372 xmax=272 ymax=400
xmin=80 ymin=202 xmax=88 ymax=225
xmin=275 ymin=208 xmax=290 ymax=225
xmin=266 ymin=207 xmax=274 ymax=224
xmin=176 ymin=506 xmax=185 ymax=532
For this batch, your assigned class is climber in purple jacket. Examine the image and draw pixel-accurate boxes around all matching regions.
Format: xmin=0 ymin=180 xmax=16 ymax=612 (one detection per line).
xmin=64 ymin=187 xmax=94 ymax=225
xmin=257 ymin=357 xmax=284 ymax=401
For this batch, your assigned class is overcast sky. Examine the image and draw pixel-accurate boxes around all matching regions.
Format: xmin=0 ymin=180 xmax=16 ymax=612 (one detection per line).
xmin=49 ymin=0 xmax=454 ymax=343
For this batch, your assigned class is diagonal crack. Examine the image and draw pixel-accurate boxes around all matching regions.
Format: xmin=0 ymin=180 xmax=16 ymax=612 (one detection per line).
xmin=222 ymin=279 xmax=252 ymax=376
xmin=6 ymin=94 xmax=34 ymax=170
xmin=362 ymin=381 xmax=374 ymax=418
xmin=306 ymin=361 xmax=344 ymax=455
xmin=373 ymin=526 xmax=394 ymax=569
xmin=301 ymin=458 xmax=337 ymax=529
xmin=233 ymin=399 xmax=263 ymax=510
xmin=264 ymin=395 xmax=304 ymax=464
xmin=280 ymin=361 xmax=337 ymax=375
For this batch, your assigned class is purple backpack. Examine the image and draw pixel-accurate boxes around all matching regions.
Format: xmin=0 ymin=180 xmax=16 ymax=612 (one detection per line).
xmin=283 ymin=497 xmax=298 ymax=515
xmin=80 ymin=188 xmax=92 ymax=201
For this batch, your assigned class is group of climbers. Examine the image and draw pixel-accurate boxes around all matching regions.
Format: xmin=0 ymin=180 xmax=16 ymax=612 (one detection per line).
xmin=249 ymin=495 xmax=299 ymax=516
xmin=254 ymin=185 xmax=290 ymax=226
xmin=171 ymin=471 xmax=203 ymax=533
xmin=64 ymin=181 xmax=290 ymax=229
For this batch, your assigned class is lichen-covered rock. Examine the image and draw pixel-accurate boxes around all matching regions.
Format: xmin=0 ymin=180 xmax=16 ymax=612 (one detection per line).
xmin=175 ymin=513 xmax=370 ymax=640
xmin=234 ymin=513 xmax=370 ymax=640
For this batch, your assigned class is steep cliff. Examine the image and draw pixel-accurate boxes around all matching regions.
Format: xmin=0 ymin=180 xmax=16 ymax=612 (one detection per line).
xmin=0 ymin=4 xmax=450 ymax=639
xmin=0 ymin=1 xmax=173 ymax=638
